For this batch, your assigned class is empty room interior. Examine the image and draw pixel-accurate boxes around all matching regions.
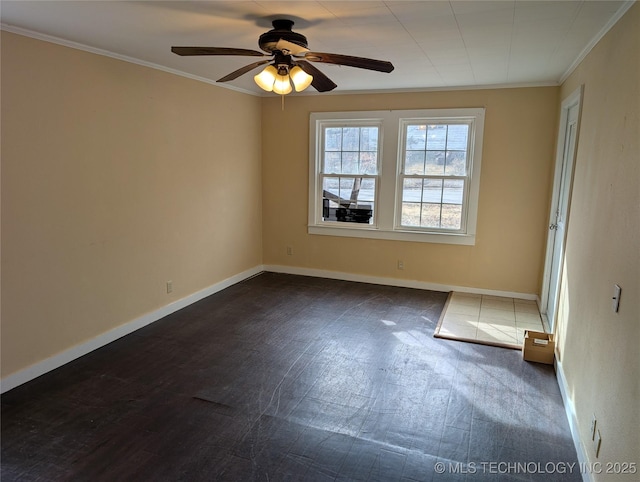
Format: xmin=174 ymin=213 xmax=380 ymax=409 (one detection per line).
xmin=1 ymin=1 xmax=638 ymax=480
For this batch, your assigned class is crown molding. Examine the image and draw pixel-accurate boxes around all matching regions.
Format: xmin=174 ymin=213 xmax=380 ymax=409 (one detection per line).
xmin=559 ymin=0 xmax=636 ymax=84
xmin=0 ymin=23 xmax=260 ymax=97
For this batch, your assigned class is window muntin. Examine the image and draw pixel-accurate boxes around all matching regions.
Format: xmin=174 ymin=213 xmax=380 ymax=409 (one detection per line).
xmin=398 ymin=121 xmax=472 ymax=232
xmin=309 ymin=109 xmax=484 ymax=245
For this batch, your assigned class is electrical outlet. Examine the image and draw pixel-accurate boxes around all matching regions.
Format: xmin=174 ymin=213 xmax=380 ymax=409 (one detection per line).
xmin=590 ymin=414 xmax=597 ymax=440
xmin=286 ymin=246 xmax=293 ymax=256
xmin=594 ymin=429 xmax=602 ymax=458
xmin=397 ymin=260 xmax=404 ymax=270
xmin=166 ymin=280 xmax=173 ymax=294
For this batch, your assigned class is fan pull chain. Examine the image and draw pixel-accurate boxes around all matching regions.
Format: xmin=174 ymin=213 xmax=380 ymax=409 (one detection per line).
xmin=281 ymin=94 xmax=285 ymax=111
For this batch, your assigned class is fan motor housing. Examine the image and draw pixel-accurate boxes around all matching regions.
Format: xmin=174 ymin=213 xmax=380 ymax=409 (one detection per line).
xmin=259 ymin=19 xmax=308 ymax=53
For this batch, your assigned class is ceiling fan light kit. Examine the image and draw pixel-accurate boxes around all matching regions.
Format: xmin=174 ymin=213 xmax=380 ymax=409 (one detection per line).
xmin=253 ymin=65 xmax=278 ymax=92
xmin=254 ymin=64 xmax=313 ymax=94
xmin=273 ymin=71 xmax=293 ymax=95
xmin=171 ymin=19 xmax=394 ymax=96
xmin=289 ymin=66 xmax=313 ymax=92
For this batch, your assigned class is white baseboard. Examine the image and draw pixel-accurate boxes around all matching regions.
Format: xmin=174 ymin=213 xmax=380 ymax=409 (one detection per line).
xmin=1 ymin=265 xmax=537 ymax=394
xmin=556 ymin=358 xmax=592 ymax=482
xmin=263 ymin=264 xmax=538 ymax=300
xmin=0 ymin=265 xmax=264 ymax=394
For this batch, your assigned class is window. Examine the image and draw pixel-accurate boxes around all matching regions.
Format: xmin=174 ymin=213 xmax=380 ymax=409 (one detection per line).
xmin=399 ymin=121 xmax=471 ymax=232
xmin=309 ymin=109 xmax=485 ymax=245
xmin=319 ymin=121 xmax=381 ymax=226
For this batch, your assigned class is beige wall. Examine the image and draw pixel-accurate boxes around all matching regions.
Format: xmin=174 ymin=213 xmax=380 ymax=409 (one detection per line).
xmin=556 ymin=3 xmax=639 ymax=475
xmin=261 ymin=87 xmax=559 ymax=294
xmin=1 ymin=32 xmax=263 ymax=378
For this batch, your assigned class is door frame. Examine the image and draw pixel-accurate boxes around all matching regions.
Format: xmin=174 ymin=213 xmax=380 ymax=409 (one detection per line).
xmin=539 ymin=85 xmax=583 ymax=333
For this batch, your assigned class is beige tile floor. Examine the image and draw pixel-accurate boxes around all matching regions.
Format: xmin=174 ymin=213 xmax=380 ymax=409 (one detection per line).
xmin=436 ymin=292 xmax=545 ymax=348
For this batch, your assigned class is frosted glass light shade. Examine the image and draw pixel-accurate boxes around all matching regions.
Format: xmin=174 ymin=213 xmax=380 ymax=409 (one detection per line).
xmin=254 ymin=65 xmax=277 ymax=91
xmin=290 ymin=66 xmax=313 ymax=92
xmin=273 ymin=73 xmax=293 ymax=95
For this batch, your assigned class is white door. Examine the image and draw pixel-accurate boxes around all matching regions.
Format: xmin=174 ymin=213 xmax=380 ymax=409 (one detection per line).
xmin=541 ymin=89 xmax=581 ymax=332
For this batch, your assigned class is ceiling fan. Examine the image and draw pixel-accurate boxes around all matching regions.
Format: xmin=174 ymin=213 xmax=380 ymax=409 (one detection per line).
xmin=171 ymin=19 xmax=394 ymax=94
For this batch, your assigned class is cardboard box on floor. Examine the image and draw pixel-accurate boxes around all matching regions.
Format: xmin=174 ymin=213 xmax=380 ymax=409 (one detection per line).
xmin=523 ymin=330 xmax=555 ymax=364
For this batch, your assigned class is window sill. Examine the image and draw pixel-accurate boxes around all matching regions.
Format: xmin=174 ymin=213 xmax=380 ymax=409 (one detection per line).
xmin=308 ymin=224 xmax=476 ymax=245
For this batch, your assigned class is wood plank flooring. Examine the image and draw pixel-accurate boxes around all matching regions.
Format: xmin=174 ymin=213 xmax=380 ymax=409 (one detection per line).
xmin=1 ymin=272 xmax=580 ymax=481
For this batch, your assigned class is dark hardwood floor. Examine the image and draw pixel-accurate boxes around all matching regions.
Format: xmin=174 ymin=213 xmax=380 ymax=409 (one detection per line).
xmin=1 ymin=272 xmax=579 ymax=481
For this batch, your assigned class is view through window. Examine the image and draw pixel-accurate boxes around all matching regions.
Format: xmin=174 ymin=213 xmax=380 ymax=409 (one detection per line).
xmin=321 ymin=125 xmax=379 ymax=225
xmin=309 ymin=109 xmax=485 ymax=245
xmin=399 ymin=122 xmax=471 ymax=231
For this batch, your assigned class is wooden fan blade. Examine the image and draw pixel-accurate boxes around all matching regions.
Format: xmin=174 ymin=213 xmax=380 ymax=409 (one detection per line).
xmin=296 ymin=60 xmax=337 ymax=92
xmin=303 ymin=52 xmax=394 ymax=73
xmin=217 ymin=60 xmax=273 ymax=82
xmin=171 ymin=47 xmax=266 ymax=57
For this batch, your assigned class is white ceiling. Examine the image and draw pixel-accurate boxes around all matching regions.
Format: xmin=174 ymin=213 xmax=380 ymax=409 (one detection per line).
xmin=1 ymin=1 xmax=633 ymax=95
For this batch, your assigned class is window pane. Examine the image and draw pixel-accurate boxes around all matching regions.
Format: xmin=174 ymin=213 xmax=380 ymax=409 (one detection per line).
xmin=445 ymin=151 xmax=466 ymax=175
xmin=404 ymin=151 xmax=425 ymax=175
xmin=359 ymin=178 xmax=376 ymax=202
xmin=423 ymin=179 xmax=443 ymax=203
xmin=401 ymin=202 xmax=421 ymax=226
xmin=323 ymin=126 xmax=379 ymax=176
xmin=325 ymin=128 xmax=342 ymax=151
xmin=360 ymin=127 xmax=379 ymax=151
xmin=322 ymin=176 xmax=375 ymax=224
xmin=342 ymin=152 xmax=358 ymax=174
xmin=421 ymin=203 xmax=442 ymax=228
xmin=323 ymin=177 xmax=340 ymax=200
xmin=339 ymin=177 xmax=356 ymax=201
xmin=325 ymin=176 xmax=374 ymax=224
xmin=406 ymin=125 xmax=426 ymax=150
xmin=323 ymin=152 xmax=341 ymax=174
xmin=359 ymin=151 xmax=378 ymax=174
xmin=426 ymin=125 xmax=447 ymax=150
xmin=331 ymin=177 xmax=370 ymax=205
xmin=398 ymin=177 xmax=463 ymax=230
xmin=443 ymin=179 xmax=464 ymax=205
xmin=441 ymin=204 xmax=462 ymax=229
xmin=446 ymin=124 xmax=469 ymax=150
xmin=426 ymin=151 xmax=445 ymax=175
xmin=342 ymin=127 xmax=360 ymax=151
xmin=402 ymin=178 xmax=423 ymax=203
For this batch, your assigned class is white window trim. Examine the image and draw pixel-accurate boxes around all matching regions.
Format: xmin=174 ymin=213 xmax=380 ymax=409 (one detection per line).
xmin=308 ymin=108 xmax=485 ymax=245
